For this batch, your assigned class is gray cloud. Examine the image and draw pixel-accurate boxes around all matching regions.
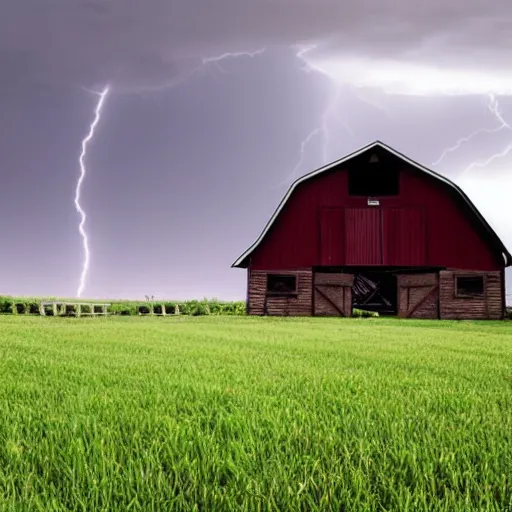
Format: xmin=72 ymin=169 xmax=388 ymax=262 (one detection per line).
xmin=3 ymin=1 xmax=511 ymax=92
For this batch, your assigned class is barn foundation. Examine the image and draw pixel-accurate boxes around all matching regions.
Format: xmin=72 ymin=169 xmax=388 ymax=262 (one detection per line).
xmin=246 ymin=267 xmax=505 ymax=319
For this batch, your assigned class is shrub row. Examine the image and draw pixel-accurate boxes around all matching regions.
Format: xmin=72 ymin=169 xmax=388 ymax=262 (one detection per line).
xmin=0 ymin=295 xmax=380 ymax=318
xmin=109 ymin=299 xmax=246 ymax=316
xmin=0 ymin=296 xmax=246 ymax=316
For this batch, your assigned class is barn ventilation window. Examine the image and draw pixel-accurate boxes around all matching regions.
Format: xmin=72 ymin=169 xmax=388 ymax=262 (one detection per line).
xmin=267 ymin=274 xmax=297 ymax=295
xmin=455 ymin=276 xmax=485 ymax=297
xmin=348 ymin=163 xmax=399 ymax=196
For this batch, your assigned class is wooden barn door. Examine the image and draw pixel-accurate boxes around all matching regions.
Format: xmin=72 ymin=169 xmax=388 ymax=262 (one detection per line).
xmin=397 ymin=273 xmax=439 ymax=319
xmin=314 ymin=272 xmax=354 ymax=317
xmin=345 ymin=208 xmax=382 ymax=265
xmin=320 ymin=208 xmax=344 ymax=266
xmin=382 ymin=207 xmax=427 ymax=266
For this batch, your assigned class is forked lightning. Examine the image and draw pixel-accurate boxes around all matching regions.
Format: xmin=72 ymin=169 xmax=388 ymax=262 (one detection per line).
xmin=432 ymin=94 xmax=512 ymax=168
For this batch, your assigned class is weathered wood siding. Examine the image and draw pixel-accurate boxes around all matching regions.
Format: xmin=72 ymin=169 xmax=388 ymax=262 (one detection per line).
xmin=314 ymin=272 xmax=354 ymax=317
xmin=247 ymin=268 xmax=504 ymax=319
xmin=397 ymin=273 xmax=439 ymax=319
xmin=439 ymin=270 xmax=503 ymax=320
xmin=247 ymin=269 xmax=313 ymax=316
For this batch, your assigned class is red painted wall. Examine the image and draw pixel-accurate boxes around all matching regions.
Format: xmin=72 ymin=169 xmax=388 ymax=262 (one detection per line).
xmin=249 ymin=164 xmax=502 ymax=271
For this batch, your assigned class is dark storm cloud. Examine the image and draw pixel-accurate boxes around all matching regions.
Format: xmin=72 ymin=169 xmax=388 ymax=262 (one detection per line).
xmin=2 ymin=1 xmax=511 ymax=92
xmin=2 ymin=0 xmax=512 ymax=302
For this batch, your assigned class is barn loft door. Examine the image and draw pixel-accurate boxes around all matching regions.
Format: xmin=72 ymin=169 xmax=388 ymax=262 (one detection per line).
xmin=345 ymin=208 xmax=382 ymax=265
xmin=314 ymin=272 xmax=354 ymax=317
xmin=397 ymin=273 xmax=439 ymax=319
xmin=320 ymin=208 xmax=344 ymax=266
xmin=382 ymin=207 xmax=426 ymax=266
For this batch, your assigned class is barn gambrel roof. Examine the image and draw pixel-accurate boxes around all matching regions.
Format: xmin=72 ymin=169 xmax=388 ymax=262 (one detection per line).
xmin=232 ymin=140 xmax=511 ymax=268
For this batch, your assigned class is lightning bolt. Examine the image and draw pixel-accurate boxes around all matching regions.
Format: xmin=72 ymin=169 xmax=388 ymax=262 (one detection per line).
xmin=75 ymin=86 xmax=110 ymax=298
xmin=296 ymin=44 xmax=340 ymax=166
xmin=432 ymin=93 xmax=512 ymax=167
xmin=320 ymin=86 xmax=354 ymax=164
xmin=200 ymin=49 xmax=266 ymax=85
xmin=111 ymin=49 xmax=267 ymax=95
xmin=271 ymin=128 xmax=322 ymax=190
xmin=273 ymin=45 xmax=355 ymax=190
xmin=201 ymin=49 xmax=266 ymax=72
xmin=458 ymin=140 xmax=512 ymax=179
xmin=430 ymin=93 xmax=512 ymax=180
xmin=72 ymin=51 xmax=265 ymax=297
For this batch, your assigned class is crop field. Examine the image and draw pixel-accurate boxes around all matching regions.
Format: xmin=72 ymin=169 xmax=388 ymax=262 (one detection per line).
xmin=0 ymin=315 xmax=511 ymax=511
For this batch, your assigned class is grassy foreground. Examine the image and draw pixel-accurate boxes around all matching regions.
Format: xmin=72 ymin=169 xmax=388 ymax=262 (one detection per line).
xmin=0 ymin=316 xmax=511 ymax=511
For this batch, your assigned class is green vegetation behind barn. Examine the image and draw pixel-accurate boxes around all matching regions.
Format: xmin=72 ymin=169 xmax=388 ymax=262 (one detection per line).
xmin=0 ymin=295 xmax=246 ymax=316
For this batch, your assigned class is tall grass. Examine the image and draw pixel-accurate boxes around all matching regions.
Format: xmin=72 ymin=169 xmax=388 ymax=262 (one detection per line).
xmin=0 ymin=315 xmax=511 ymax=510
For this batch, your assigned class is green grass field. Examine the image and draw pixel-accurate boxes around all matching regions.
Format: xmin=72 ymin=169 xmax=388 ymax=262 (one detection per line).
xmin=0 ymin=315 xmax=511 ymax=511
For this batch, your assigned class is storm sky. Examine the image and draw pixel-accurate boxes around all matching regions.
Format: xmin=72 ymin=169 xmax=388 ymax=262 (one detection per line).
xmin=1 ymin=1 xmax=512 ymax=301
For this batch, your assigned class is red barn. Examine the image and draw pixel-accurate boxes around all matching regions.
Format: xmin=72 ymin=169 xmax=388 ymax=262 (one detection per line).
xmin=232 ymin=141 xmax=511 ymax=319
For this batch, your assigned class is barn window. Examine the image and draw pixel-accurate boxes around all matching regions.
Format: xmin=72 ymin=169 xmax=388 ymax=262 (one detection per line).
xmin=455 ymin=275 xmax=485 ymax=298
xmin=267 ymin=274 xmax=297 ymax=295
xmin=348 ymin=164 xmax=400 ymax=196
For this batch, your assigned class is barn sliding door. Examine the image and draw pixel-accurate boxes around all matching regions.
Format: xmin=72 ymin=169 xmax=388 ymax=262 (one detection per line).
xmin=397 ymin=273 xmax=439 ymax=319
xmin=345 ymin=208 xmax=382 ymax=265
xmin=320 ymin=208 xmax=344 ymax=266
xmin=314 ymin=272 xmax=354 ymax=316
xmin=382 ymin=207 xmax=426 ymax=266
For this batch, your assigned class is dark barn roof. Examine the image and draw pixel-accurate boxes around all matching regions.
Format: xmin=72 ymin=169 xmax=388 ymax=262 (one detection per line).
xmin=233 ymin=141 xmax=511 ymax=268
